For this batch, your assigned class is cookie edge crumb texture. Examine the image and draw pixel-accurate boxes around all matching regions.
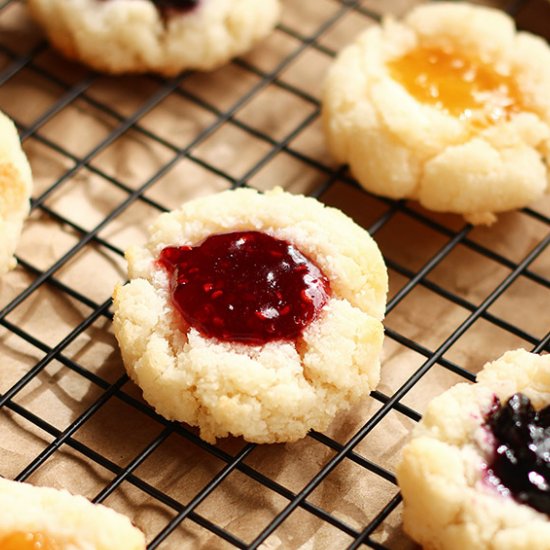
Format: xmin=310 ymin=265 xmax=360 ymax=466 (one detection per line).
xmin=27 ymin=0 xmax=281 ymax=75
xmin=0 ymin=477 xmax=145 ymax=550
xmin=322 ymin=2 xmax=550 ymax=224
xmin=396 ymin=349 xmax=550 ymax=550
xmin=112 ymin=187 xmax=388 ymax=444
xmin=0 ymin=110 xmax=32 ymax=277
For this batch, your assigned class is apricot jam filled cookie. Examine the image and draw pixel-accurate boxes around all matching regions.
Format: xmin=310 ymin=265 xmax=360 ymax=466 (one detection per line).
xmin=0 ymin=111 xmax=32 ymax=277
xmin=113 ymin=187 xmax=388 ymax=443
xmin=27 ymin=0 xmax=280 ymax=75
xmin=0 ymin=477 xmax=145 ymax=549
xmin=397 ymin=349 xmax=550 ymax=550
xmin=323 ymin=2 xmax=550 ymax=225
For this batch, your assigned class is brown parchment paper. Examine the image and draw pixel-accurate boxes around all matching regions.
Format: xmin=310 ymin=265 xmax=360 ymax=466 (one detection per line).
xmin=0 ymin=0 xmax=549 ymax=548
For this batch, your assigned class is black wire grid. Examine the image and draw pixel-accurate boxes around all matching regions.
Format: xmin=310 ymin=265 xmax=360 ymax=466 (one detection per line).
xmin=0 ymin=0 xmax=548 ymax=548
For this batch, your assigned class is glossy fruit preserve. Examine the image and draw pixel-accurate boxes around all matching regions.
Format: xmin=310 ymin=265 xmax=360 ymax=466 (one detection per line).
xmin=158 ymin=231 xmax=331 ymax=345
xmin=485 ymin=393 xmax=549 ymax=514
xmin=0 ymin=532 xmax=57 ymax=550
xmin=388 ymin=46 xmax=521 ymax=127
xmin=151 ymin=0 xmax=198 ymax=10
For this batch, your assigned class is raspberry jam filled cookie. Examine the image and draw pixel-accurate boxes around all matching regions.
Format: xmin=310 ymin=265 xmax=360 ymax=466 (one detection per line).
xmin=322 ymin=2 xmax=550 ymax=225
xmin=397 ymin=349 xmax=550 ymax=550
xmin=27 ymin=0 xmax=281 ymax=75
xmin=113 ymin=187 xmax=388 ymax=443
xmin=0 ymin=111 xmax=32 ymax=277
xmin=0 ymin=477 xmax=145 ymax=550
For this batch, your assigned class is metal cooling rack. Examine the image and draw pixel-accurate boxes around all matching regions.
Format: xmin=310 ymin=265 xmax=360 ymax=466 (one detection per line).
xmin=0 ymin=0 xmax=548 ymax=548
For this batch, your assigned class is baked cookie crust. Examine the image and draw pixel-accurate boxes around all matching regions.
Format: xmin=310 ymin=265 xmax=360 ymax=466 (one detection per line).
xmin=113 ymin=187 xmax=388 ymax=443
xmin=0 ymin=111 xmax=32 ymax=277
xmin=0 ymin=477 xmax=145 ymax=549
xmin=27 ymin=0 xmax=281 ymax=75
xmin=397 ymin=349 xmax=550 ymax=550
xmin=322 ymin=2 xmax=550 ymax=225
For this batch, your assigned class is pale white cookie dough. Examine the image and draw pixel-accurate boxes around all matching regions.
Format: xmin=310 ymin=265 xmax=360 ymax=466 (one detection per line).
xmin=0 ymin=111 xmax=32 ymax=277
xmin=27 ymin=0 xmax=281 ymax=75
xmin=113 ymin=187 xmax=388 ymax=443
xmin=397 ymin=349 xmax=550 ymax=550
xmin=0 ymin=477 xmax=145 ymax=549
xmin=323 ymin=2 xmax=550 ymax=225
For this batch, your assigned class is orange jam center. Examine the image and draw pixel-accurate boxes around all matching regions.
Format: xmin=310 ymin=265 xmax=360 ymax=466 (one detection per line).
xmin=387 ymin=46 xmax=522 ymax=127
xmin=0 ymin=533 xmax=57 ymax=550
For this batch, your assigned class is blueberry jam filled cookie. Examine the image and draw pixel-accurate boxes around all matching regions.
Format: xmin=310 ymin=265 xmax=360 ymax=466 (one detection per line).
xmin=27 ymin=0 xmax=281 ymax=75
xmin=397 ymin=349 xmax=550 ymax=550
xmin=113 ymin=187 xmax=388 ymax=443
xmin=0 ymin=111 xmax=32 ymax=277
xmin=323 ymin=3 xmax=550 ymax=224
xmin=0 ymin=477 xmax=145 ymax=550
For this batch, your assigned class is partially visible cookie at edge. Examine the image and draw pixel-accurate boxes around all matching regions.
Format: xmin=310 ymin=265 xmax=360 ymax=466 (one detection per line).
xmin=396 ymin=349 xmax=550 ymax=550
xmin=0 ymin=477 xmax=145 ymax=549
xmin=113 ymin=187 xmax=388 ymax=443
xmin=27 ymin=0 xmax=281 ymax=75
xmin=322 ymin=2 xmax=550 ymax=224
xmin=0 ymin=110 xmax=32 ymax=277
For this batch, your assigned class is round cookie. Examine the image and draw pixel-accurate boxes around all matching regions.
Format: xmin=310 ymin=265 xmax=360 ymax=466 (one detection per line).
xmin=396 ymin=349 xmax=550 ymax=550
xmin=322 ymin=2 xmax=550 ymax=225
xmin=113 ymin=187 xmax=388 ymax=443
xmin=0 ymin=477 xmax=145 ymax=549
xmin=27 ymin=0 xmax=281 ymax=75
xmin=0 ymin=111 xmax=32 ymax=277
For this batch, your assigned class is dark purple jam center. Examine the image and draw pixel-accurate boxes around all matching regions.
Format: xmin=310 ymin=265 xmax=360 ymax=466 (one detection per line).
xmin=158 ymin=231 xmax=331 ymax=345
xmin=485 ymin=393 xmax=550 ymax=515
xmin=104 ymin=0 xmax=199 ymax=17
xmin=151 ymin=0 xmax=198 ymax=11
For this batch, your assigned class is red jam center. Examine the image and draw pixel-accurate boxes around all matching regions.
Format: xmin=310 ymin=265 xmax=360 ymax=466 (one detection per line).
xmin=158 ymin=231 xmax=331 ymax=345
